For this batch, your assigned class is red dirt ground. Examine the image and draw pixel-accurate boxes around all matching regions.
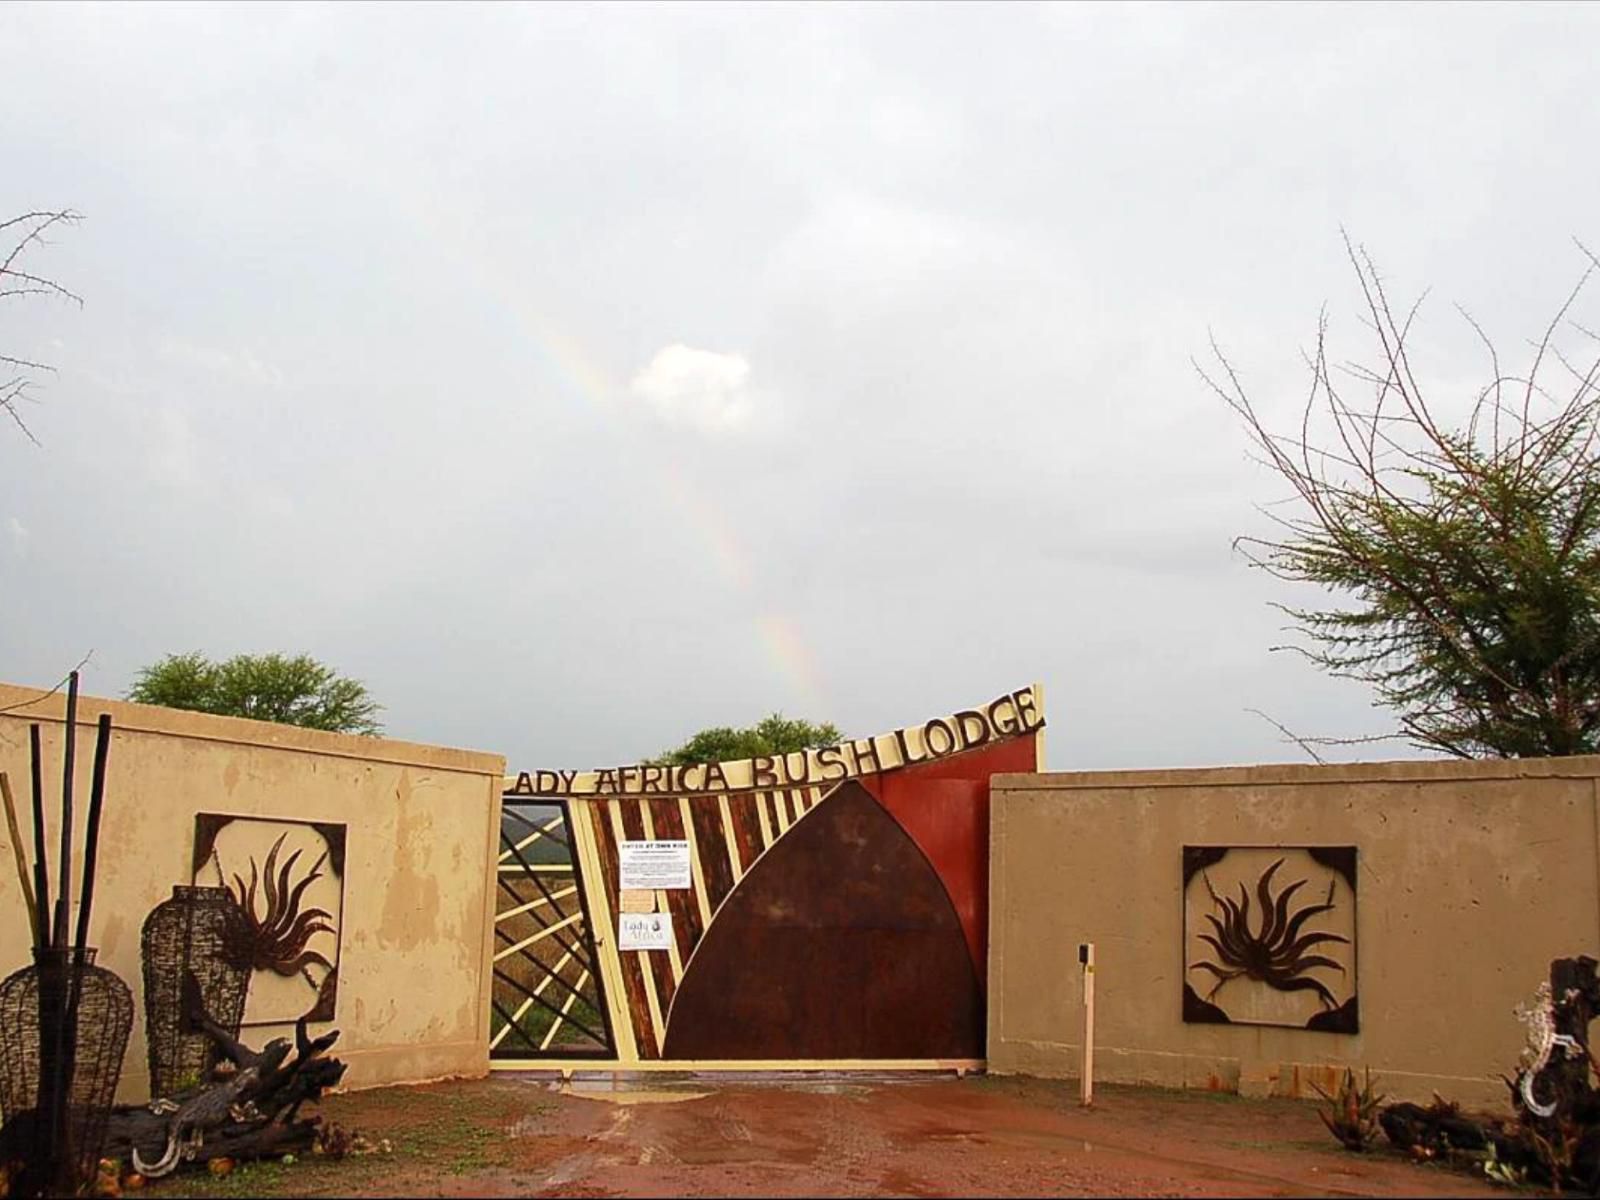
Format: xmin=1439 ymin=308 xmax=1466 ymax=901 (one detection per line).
xmin=151 ymin=1073 xmax=1521 ymax=1198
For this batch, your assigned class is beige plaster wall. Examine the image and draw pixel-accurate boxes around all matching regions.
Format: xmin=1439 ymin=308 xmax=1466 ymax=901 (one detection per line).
xmin=0 ymin=682 xmax=505 ymax=1101
xmin=988 ymin=757 xmax=1600 ymax=1109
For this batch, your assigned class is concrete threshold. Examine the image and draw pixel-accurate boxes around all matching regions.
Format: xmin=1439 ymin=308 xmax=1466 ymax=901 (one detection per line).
xmin=497 ymin=1067 xmax=983 ymax=1094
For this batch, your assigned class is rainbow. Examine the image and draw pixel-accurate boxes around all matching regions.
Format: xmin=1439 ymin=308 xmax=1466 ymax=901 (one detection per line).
xmin=472 ymin=261 xmax=828 ymax=716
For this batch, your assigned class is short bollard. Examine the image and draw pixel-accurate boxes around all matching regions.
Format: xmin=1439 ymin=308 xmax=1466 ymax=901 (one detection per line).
xmin=1079 ymin=941 xmax=1095 ymax=1107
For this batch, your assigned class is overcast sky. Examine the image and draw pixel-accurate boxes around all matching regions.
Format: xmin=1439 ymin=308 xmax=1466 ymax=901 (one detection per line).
xmin=3 ymin=2 xmax=1598 ymax=772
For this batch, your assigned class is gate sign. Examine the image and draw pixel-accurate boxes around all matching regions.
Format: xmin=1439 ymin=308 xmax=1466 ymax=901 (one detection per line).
xmin=506 ymin=685 xmax=1044 ymax=798
xmin=619 ymin=840 xmax=691 ymax=891
xmin=619 ymin=911 xmax=675 ymax=951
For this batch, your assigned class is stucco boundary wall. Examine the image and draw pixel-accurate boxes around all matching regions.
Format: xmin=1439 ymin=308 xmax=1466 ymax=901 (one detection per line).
xmin=0 ymin=682 xmax=506 ymax=1102
xmin=987 ymin=757 xmax=1600 ymax=1110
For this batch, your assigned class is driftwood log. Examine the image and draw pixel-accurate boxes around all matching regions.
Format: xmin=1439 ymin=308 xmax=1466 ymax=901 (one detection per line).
xmin=101 ymin=974 xmax=347 ymax=1177
xmin=1377 ymin=955 xmax=1600 ymax=1195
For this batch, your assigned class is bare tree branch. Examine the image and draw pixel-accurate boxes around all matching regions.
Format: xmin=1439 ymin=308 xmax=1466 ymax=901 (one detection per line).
xmin=0 ymin=651 xmax=97 ymax=716
xmin=1 ymin=209 xmax=82 ymax=443
xmin=1244 ymin=709 xmax=1329 ymax=764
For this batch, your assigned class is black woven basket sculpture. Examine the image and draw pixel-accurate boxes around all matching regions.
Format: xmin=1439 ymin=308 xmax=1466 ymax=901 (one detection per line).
xmin=0 ymin=676 xmax=129 ymax=1195
xmin=0 ymin=947 xmax=133 ymax=1191
xmin=141 ymin=885 xmax=251 ymax=1101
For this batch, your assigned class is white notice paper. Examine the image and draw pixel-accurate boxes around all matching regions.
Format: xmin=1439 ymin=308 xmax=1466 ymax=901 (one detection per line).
xmin=618 ymin=840 xmax=692 ymax=891
xmin=619 ymin=911 xmax=674 ymax=951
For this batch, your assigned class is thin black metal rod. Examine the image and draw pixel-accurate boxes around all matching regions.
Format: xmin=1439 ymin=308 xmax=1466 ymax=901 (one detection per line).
xmin=491 ymin=967 xmax=608 ymax=1046
xmin=489 ymin=996 xmax=524 ymax=1044
xmin=29 ymin=723 xmax=50 ymax=952
xmin=48 ymin=675 xmax=81 ymax=1194
xmin=52 ymin=678 xmax=82 ymax=1196
xmin=501 ymin=806 xmax=572 ymax=847
xmin=499 ymin=835 xmax=594 ymax=971
xmin=54 ymin=670 xmax=78 ymax=949
xmin=497 ymin=835 xmax=567 ymax=932
xmin=489 ymin=902 xmax=596 ymax=1002
xmin=488 ymin=990 xmax=614 ymax=1059
xmin=491 ymin=928 xmax=596 ymax=1007
xmin=71 ymin=714 xmax=111 ymax=956
xmin=66 ymin=715 xmax=112 ymax=1029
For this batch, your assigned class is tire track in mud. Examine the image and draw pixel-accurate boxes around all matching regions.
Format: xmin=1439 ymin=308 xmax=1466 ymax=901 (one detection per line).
xmin=824 ymin=1092 xmax=884 ymax=1197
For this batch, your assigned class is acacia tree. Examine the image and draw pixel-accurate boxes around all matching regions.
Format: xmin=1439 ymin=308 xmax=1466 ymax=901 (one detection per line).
xmin=129 ymin=652 xmax=384 ymax=735
xmin=3 ymin=209 xmax=82 ymax=442
xmin=1203 ymin=235 xmax=1600 ymax=759
xmin=652 ymin=714 xmax=842 ymax=766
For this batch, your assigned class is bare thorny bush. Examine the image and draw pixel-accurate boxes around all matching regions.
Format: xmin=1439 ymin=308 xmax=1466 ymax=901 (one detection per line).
xmin=1201 ymin=234 xmax=1600 ymax=759
xmin=2 ymin=209 xmax=82 ymax=444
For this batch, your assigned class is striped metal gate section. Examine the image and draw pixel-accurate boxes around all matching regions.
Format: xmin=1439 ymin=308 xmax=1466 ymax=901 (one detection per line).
xmin=489 ymin=799 xmax=615 ymax=1059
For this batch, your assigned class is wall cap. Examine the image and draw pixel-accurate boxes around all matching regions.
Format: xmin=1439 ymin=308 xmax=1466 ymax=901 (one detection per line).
xmin=993 ymin=754 xmax=1600 ymax=791
xmin=0 ymin=680 xmax=505 ymax=777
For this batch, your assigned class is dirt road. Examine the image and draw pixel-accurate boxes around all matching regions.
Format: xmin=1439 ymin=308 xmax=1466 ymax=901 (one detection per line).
xmin=155 ymin=1073 xmax=1514 ymax=1198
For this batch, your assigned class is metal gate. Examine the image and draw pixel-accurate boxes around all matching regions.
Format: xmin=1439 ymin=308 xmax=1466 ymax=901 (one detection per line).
xmin=490 ymin=686 xmax=1044 ymax=1069
xmin=489 ymin=798 xmax=615 ymax=1059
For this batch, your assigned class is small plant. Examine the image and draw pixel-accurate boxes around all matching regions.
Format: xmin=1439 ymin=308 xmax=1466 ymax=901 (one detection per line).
xmin=171 ymin=1069 xmax=203 ymax=1095
xmin=1483 ymin=1142 xmax=1528 ymax=1187
xmin=1311 ymin=1067 xmax=1385 ymax=1151
xmin=315 ymin=1123 xmax=355 ymax=1161
xmin=314 ymin=1123 xmax=391 ymax=1161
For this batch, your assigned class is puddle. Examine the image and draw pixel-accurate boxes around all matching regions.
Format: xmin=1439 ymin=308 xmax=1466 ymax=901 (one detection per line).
xmin=502 ymin=1068 xmax=884 ymax=1099
xmin=557 ymin=1082 xmax=711 ymax=1106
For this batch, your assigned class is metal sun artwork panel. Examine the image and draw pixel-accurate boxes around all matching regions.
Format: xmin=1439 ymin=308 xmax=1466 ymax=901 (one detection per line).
xmin=1181 ymin=845 xmax=1358 ymax=1033
xmin=192 ymin=813 xmax=346 ymax=1027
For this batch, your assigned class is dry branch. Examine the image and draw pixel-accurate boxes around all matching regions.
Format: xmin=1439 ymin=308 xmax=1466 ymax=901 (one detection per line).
xmin=99 ymin=975 xmax=343 ymax=1177
xmin=1 ymin=209 xmax=82 ymax=444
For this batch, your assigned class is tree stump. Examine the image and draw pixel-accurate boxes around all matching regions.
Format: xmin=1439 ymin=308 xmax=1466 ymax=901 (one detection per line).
xmin=103 ymin=973 xmax=345 ymax=1177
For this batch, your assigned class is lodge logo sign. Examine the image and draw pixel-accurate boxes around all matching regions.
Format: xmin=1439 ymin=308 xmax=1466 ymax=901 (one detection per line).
xmin=506 ymin=684 xmax=1044 ymax=798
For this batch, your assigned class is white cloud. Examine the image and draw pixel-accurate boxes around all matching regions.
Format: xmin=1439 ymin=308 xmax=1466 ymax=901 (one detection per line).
xmin=158 ymin=336 xmax=284 ymax=389
xmin=628 ymin=344 xmax=760 ymax=436
xmin=6 ymin=517 xmax=27 ymax=557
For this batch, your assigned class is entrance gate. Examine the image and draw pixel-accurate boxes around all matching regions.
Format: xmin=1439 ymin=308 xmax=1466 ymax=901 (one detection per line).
xmin=488 ymin=686 xmax=1045 ymax=1069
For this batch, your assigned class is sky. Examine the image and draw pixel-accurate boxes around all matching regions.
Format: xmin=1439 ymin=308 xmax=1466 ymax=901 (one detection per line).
xmin=3 ymin=2 xmax=1598 ymax=772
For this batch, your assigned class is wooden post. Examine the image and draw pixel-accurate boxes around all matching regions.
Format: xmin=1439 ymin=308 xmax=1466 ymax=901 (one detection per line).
xmin=0 ymin=771 xmax=40 ymax=942
xmin=1080 ymin=941 xmax=1095 ymax=1107
xmin=30 ymin=724 xmax=50 ymax=951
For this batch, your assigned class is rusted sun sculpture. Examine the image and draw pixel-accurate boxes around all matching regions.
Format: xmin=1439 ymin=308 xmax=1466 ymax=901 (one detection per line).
xmin=1192 ymin=858 xmax=1348 ymax=1009
xmin=225 ymin=833 xmax=336 ymax=983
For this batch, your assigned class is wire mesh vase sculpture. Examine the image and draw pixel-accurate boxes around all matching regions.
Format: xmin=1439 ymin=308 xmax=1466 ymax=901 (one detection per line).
xmin=0 ymin=677 xmax=125 ymax=1196
xmin=0 ymin=947 xmax=133 ymax=1192
xmin=141 ymin=885 xmax=251 ymax=1101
